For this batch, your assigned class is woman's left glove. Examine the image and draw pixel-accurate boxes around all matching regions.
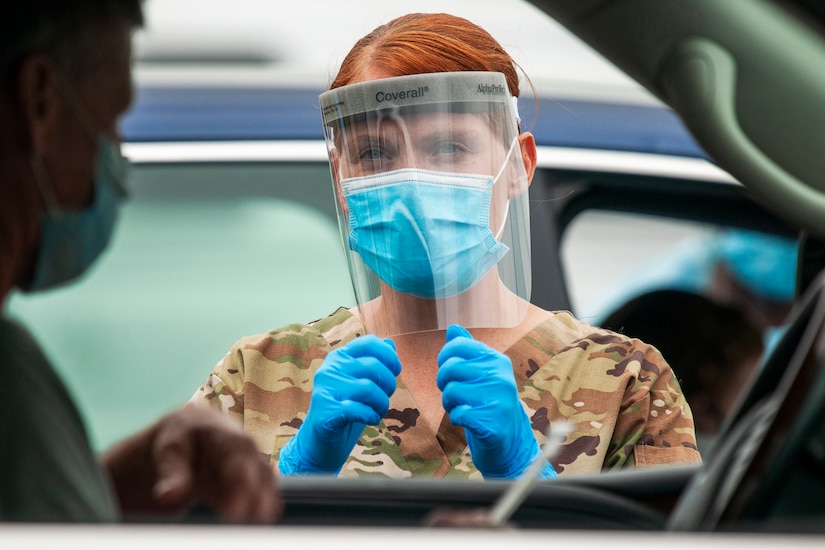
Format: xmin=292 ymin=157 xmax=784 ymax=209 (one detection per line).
xmin=437 ymin=324 xmax=557 ymax=480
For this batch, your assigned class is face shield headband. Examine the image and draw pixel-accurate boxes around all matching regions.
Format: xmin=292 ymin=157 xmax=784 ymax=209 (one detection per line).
xmin=320 ymin=72 xmax=531 ymax=336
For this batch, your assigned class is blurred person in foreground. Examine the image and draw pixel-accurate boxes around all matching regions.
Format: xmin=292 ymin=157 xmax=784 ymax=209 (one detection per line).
xmin=0 ymin=1 xmax=281 ymax=522
xmin=192 ymin=12 xmax=702 ymax=480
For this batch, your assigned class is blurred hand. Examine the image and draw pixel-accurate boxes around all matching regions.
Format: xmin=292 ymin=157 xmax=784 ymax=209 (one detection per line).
xmin=278 ymin=335 xmax=401 ymax=475
xmin=437 ymin=325 xmax=556 ymax=479
xmin=101 ymin=405 xmax=282 ymax=523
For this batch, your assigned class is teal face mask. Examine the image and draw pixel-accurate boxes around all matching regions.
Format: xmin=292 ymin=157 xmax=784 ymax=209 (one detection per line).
xmin=25 ymin=136 xmax=129 ymax=292
xmin=343 ymin=168 xmax=509 ymax=299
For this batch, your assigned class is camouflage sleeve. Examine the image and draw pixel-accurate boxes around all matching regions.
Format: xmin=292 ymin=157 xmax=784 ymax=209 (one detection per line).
xmin=603 ymin=338 xmax=702 ymax=469
xmin=188 ymin=336 xmax=254 ymax=426
xmin=187 ymin=309 xmax=365 ymax=467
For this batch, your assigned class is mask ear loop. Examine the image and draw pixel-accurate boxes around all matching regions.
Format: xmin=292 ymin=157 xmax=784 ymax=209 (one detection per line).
xmin=56 ymin=78 xmax=100 ymax=142
xmin=28 ymin=155 xmax=60 ymax=217
xmin=57 ymin=79 xmax=130 ymax=198
xmin=495 ymin=201 xmax=511 ymax=241
xmin=492 ymin=136 xmax=519 ymax=241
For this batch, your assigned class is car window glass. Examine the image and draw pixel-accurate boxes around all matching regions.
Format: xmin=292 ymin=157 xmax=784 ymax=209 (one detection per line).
xmin=7 ymin=162 xmax=354 ymax=452
xmin=562 ymin=211 xmax=707 ymax=323
xmin=561 ymin=210 xmax=796 ymax=455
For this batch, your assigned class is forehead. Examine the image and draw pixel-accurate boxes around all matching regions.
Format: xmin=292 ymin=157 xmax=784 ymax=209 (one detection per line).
xmin=346 ymin=111 xmax=493 ymax=139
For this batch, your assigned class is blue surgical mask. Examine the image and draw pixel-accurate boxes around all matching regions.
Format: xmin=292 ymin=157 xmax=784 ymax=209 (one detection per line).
xmin=25 ymin=136 xmax=129 ymax=292
xmin=343 ymin=168 xmax=509 ymax=299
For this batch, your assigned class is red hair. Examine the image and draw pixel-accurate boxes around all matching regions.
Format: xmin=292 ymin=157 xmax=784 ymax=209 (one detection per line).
xmin=331 ymin=13 xmax=524 ymax=98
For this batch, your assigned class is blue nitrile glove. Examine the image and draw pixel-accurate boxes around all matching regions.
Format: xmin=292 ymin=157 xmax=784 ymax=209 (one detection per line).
xmin=278 ymin=335 xmax=401 ymax=476
xmin=437 ymin=325 xmax=557 ymax=480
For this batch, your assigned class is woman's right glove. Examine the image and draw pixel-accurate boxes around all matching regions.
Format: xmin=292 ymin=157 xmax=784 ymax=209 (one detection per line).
xmin=278 ymin=335 xmax=401 ymax=476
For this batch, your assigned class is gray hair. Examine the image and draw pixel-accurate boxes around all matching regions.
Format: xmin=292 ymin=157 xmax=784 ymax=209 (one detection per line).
xmin=2 ymin=1 xmax=144 ymax=90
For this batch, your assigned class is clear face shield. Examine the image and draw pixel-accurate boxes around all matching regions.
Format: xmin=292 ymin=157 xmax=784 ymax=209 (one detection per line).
xmin=320 ymin=72 xmax=531 ymax=336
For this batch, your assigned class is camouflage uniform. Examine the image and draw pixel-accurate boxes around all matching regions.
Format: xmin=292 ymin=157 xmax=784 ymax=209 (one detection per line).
xmin=191 ymin=307 xmax=701 ymax=478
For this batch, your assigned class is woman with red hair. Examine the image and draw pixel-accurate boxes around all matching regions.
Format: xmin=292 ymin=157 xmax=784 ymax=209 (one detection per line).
xmin=192 ymin=12 xmax=701 ymax=480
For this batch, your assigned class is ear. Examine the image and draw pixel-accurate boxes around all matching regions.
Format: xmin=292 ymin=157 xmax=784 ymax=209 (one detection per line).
xmin=16 ymin=53 xmax=61 ymax=156
xmin=505 ymin=132 xmax=537 ymax=199
xmin=518 ymin=131 xmax=537 ymax=186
